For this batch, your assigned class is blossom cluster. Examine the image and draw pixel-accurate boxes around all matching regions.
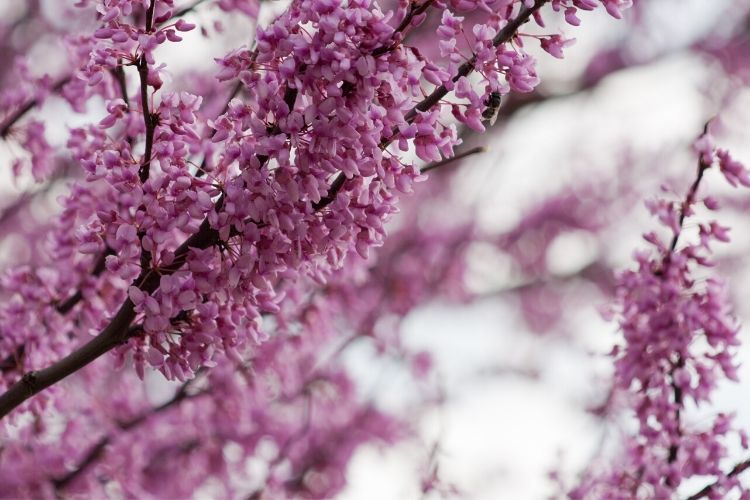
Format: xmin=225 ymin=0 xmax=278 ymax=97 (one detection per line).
xmin=0 ymin=182 xmax=475 ymax=496
xmin=0 ymin=0 xmax=631 ymax=399
xmin=572 ymin=129 xmax=750 ymax=498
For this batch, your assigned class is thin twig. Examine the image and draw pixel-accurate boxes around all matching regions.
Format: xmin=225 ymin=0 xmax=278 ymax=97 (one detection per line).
xmin=170 ymin=0 xmax=210 ymax=21
xmin=372 ymin=0 xmax=436 ymax=57
xmin=684 ymin=459 xmax=750 ymax=500
xmin=111 ymin=65 xmax=130 ymax=109
xmin=195 ymin=79 xmax=245 ymax=178
xmin=421 ymin=146 xmax=486 ymax=173
xmin=660 ymin=122 xmax=713 ymax=476
xmin=52 ymin=374 xmax=205 ymax=491
xmin=136 ymin=0 xmax=157 ymax=183
xmin=55 ymin=248 xmax=114 ymax=314
xmin=317 ymin=0 xmax=546 ymax=210
xmin=0 ymin=77 xmax=69 ymax=138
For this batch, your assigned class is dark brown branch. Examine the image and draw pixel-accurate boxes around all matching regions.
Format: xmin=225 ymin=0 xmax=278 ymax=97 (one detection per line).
xmin=195 ymin=79 xmax=246 ymax=178
xmin=170 ymin=0 xmax=210 ymax=21
xmin=0 ymin=171 xmax=239 ymax=416
xmin=317 ymin=0 xmax=547 ymax=209
xmin=0 ymin=77 xmax=69 ymax=139
xmin=52 ymin=375 xmax=204 ymax=491
xmin=684 ymin=459 xmax=750 ymax=500
xmin=55 ymin=247 xmax=114 ymax=314
xmin=0 ymin=191 xmax=223 ymax=418
xmin=111 ymin=65 xmax=130 ymax=109
xmin=372 ymin=0 xmax=435 ymax=57
xmin=144 ymin=0 xmax=156 ymax=31
xmin=667 ymin=122 xmax=712 ymax=255
xmin=0 ymin=298 xmax=137 ymax=419
xmin=136 ymin=63 xmax=155 ymax=183
xmin=311 ymin=172 xmax=346 ymax=211
xmin=421 ymin=146 xmax=486 ymax=173
xmin=666 ymin=354 xmax=685 ymax=469
xmin=404 ymin=0 xmax=544 ymax=123
xmin=661 ymin=123 xmax=712 ymax=475
xmin=136 ymin=0 xmax=157 ymax=183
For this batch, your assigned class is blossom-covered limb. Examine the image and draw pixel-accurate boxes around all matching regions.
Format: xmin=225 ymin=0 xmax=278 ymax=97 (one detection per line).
xmin=571 ymin=126 xmax=750 ymax=497
xmin=316 ymin=0 xmax=549 ymax=213
xmin=0 ymin=0 xmax=560 ymax=419
xmin=663 ymin=124 xmax=713 ymax=473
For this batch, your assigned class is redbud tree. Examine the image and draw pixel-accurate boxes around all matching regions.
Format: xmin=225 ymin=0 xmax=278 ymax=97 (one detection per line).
xmin=1 ymin=0 xmax=749 ymax=498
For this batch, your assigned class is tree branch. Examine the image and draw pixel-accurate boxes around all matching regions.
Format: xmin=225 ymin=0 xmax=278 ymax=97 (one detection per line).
xmin=52 ymin=375 xmax=204 ymax=491
xmin=0 ymin=210 xmax=221 ymax=419
xmin=404 ymin=0 xmax=544 ymax=123
xmin=661 ymin=123 xmax=712 ymax=476
xmin=0 ymin=0 xmax=548 ymax=420
xmin=195 ymin=78 xmax=246 ymax=178
xmin=0 ymin=299 xmax=137 ymax=419
xmin=55 ymin=247 xmax=115 ymax=314
xmin=136 ymin=0 xmax=157 ymax=184
xmin=0 ymin=77 xmax=69 ymax=139
xmin=111 ymin=65 xmax=130 ymax=110
xmin=372 ymin=0 xmax=436 ymax=57
xmin=170 ymin=0 xmax=211 ymax=21
xmin=684 ymin=459 xmax=750 ymax=500
xmin=421 ymin=146 xmax=486 ymax=173
xmin=317 ymin=0 xmax=547 ymax=209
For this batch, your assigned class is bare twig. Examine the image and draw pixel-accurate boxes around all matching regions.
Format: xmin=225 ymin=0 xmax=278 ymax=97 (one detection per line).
xmin=170 ymin=0 xmax=211 ymax=21
xmin=421 ymin=146 xmax=486 ymax=173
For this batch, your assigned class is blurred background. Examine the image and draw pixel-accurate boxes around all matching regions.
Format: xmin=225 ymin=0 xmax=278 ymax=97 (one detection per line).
xmin=336 ymin=1 xmax=750 ymax=497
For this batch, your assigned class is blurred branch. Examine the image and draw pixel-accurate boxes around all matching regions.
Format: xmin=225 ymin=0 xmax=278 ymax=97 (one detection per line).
xmin=477 ymin=260 xmax=613 ymax=300
xmin=171 ymin=0 xmax=211 ymax=20
xmin=55 ymin=248 xmax=114 ymax=315
xmin=421 ymin=146 xmax=486 ymax=174
xmin=684 ymin=459 xmax=750 ymax=500
xmin=315 ymin=0 xmax=548 ymax=211
xmin=0 ymin=161 xmax=78 ymax=241
xmin=52 ymin=373 xmax=206 ymax=491
xmin=0 ymin=76 xmax=69 ymax=139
